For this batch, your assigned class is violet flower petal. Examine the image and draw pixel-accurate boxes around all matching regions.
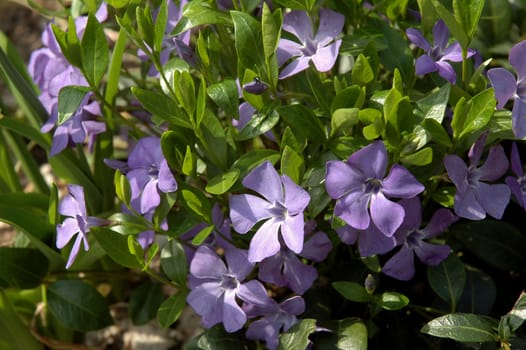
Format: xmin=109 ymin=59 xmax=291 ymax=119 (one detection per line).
xmin=509 ymin=40 xmax=526 ymax=80
xmin=487 ymin=67 xmax=517 ymax=109
xmin=230 ymin=194 xmax=273 ymax=233
xmin=478 ymin=145 xmax=509 ymax=182
xmin=348 ymin=141 xmax=387 ymax=179
xmin=311 ymin=40 xmax=342 ymax=72
xmin=435 ymin=60 xmax=457 ymax=84
xmin=282 ymin=175 xmax=310 ymax=214
xmin=334 ymin=191 xmax=370 ymax=230
xmin=370 ymin=192 xmax=405 ymax=237
xmin=382 ymin=244 xmax=415 ymax=281
xmin=475 ymin=182 xmax=510 ymax=219
xmin=415 ymin=55 xmax=438 ymax=76
xmin=279 ymin=55 xmax=312 ymax=79
xmin=325 ymin=160 xmax=362 ymax=199
xmin=420 ymin=208 xmax=458 ymax=238
xmin=512 ymin=97 xmax=526 ymax=139
xmin=414 ymin=242 xmax=451 ymax=266
xmin=223 ymin=290 xmax=247 ymax=332
xmin=300 ymin=231 xmax=332 ymax=262
xmin=314 ymin=9 xmax=345 ymax=45
xmin=281 ymin=214 xmax=304 ymax=254
xmin=358 ymin=223 xmax=397 ymax=256
xmin=248 ymin=218 xmax=282 ymax=262
xmin=382 ymin=165 xmax=425 ymax=198
xmin=444 ymin=155 xmax=468 ymax=188
xmin=433 ymin=20 xmax=449 ymax=49
xmin=406 ymin=28 xmax=431 ymax=52
xmin=189 ymin=246 xmax=227 ymax=279
xmin=455 ymin=188 xmax=486 ymax=220
xmin=242 ymin=161 xmax=283 ymax=204
xmin=282 ymin=11 xmax=313 ymax=43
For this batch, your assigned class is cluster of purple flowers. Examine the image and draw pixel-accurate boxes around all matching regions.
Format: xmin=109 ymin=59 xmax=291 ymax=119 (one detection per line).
xmin=48 ymin=3 xmax=526 ymax=348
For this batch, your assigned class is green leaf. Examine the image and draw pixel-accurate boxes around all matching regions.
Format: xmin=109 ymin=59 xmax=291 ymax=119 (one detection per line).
xmin=351 ymin=54 xmax=374 ymax=86
xmin=231 ymin=149 xmax=280 ymax=179
xmin=129 ymin=281 xmax=164 ymax=325
xmin=57 ymin=85 xmax=91 ymax=125
xmin=192 ymin=325 xmax=255 ymax=350
xmin=278 ymin=104 xmax=326 ymax=144
xmin=336 ymin=319 xmax=368 ymax=350
xmin=131 ymin=87 xmax=190 ymax=128
xmin=272 ymin=0 xmax=315 ymax=10
xmin=236 ymin=109 xmax=279 ymax=141
xmin=422 ymin=119 xmax=452 ymax=147
xmin=154 ymin=0 xmax=168 ymax=53
xmin=192 ymin=225 xmax=215 ymax=246
xmin=421 ymin=313 xmax=499 ymax=342
xmin=174 ymin=70 xmax=196 ymax=119
xmin=182 ymin=145 xmax=196 ymax=176
xmin=205 ymin=169 xmax=240 ymax=195
xmin=207 ymin=79 xmax=239 ymax=119
xmin=0 ymin=248 xmax=49 ymax=289
xmin=457 ymin=88 xmax=496 ymax=141
xmin=450 ymin=220 xmax=526 ymax=270
xmin=427 ymin=253 xmax=466 ymax=311
xmin=278 ymin=318 xmax=317 ymax=350
xmin=157 ymin=292 xmax=187 ymax=328
xmin=160 ymin=240 xmax=187 ymax=287
xmin=457 ymin=265 xmax=496 ymax=315
xmin=47 ymin=280 xmax=113 ymax=331
xmin=400 ymin=147 xmax=433 ymax=166
xmin=0 ymin=291 xmax=44 ymax=350
xmin=331 ymin=86 xmax=365 ymax=114
xmin=432 ymin=0 xmax=468 ymax=48
xmin=281 ymin=146 xmax=304 ymax=184
xmin=500 ymin=292 xmax=526 ymax=335
xmin=416 ymin=84 xmax=451 ymax=123
xmin=199 ymin=110 xmax=228 ymax=169
xmin=180 ymin=185 xmax=211 ymax=223
xmin=332 ymin=281 xmax=372 ymax=303
xmin=136 ymin=6 xmax=155 ymax=49
xmin=453 ymin=0 xmax=485 ymax=42
xmin=91 ymin=227 xmax=143 ymax=269
xmin=261 ymin=2 xmax=281 ymax=59
xmin=377 ymin=292 xmax=409 ymax=310
xmin=232 ymin=11 xmax=266 ymax=78
xmin=173 ymin=1 xmax=232 ymax=35
xmin=81 ymin=14 xmax=109 ymax=86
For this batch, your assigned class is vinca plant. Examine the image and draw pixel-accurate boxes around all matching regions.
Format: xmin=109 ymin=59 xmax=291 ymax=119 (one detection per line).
xmin=1 ymin=0 xmax=526 ymax=349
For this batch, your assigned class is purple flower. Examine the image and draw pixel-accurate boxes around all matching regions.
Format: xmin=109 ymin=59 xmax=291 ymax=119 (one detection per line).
xmin=277 ymin=9 xmax=344 ymax=79
xmin=245 ymin=296 xmax=305 ymax=350
xmin=258 ymin=221 xmax=332 ymax=294
xmin=56 ymin=185 xmax=105 ymax=269
xmin=406 ymin=20 xmax=474 ymax=84
xmin=105 ymin=137 xmax=177 ymax=214
xmin=487 ymin=40 xmax=526 ymax=138
xmin=230 ymin=161 xmax=310 ymax=262
xmin=187 ymin=245 xmax=268 ymax=332
xmin=506 ymin=143 xmax=526 ymax=209
xmin=444 ymin=133 xmax=510 ymax=220
xmin=382 ymin=198 xmax=457 ymax=281
xmin=335 ymin=222 xmax=397 ymax=257
xmin=325 ymin=141 xmax=425 ymax=237
xmin=29 ymin=7 xmax=107 ymax=156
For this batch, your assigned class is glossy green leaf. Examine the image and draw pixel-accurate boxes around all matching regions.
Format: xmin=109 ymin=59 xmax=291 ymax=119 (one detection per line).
xmin=199 ymin=109 xmax=228 ymax=169
xmin=378 ymin=292 xmax=409 ymax=310
xmin=157 ymin=292 xmax=187 ymax=328
xmin=0 ymin=248 xmax=49 ymax=289
xmin=281 ymin=146 xmax=304 ymax=184
xmin=57 ymin=85 xmax=91 ymax=125
xmin=421 ymin=313 xmax=499 ymax=342
xmin=432 ymin=0 xmax=468 ymax=48
xmin=154 ymin=0 xmax=167 ymax=53
xmin=336 ymin=319 xmax=368 ymax=350
xmin=450 ymin=220 xmax=526 ymax=270
xmin=236 ymin=109 xmax=279 ymax=141
xmin=272 ymin=0 xmax=315 ymax=10
xmin=457 ymin=265 xmax=496 ymax=315
xmin=173 ymin=1 xmax=232 ymax=35
xmin=180 ymin=185 xmax=211 ymax=223
xmin=160 ymin=240 xmax=187 ymax=287
xmin=231 ymin=149 xmax=280 ymax=179
xmin=131 ymin=87 xmax=190 ymax=128
xmin=192 ymin=225 xmax=215 ymax=246
xmin=0 ymin=291 xmax=44 ymax=350
xmin=193 ymin=325 xmax=255 ymax=350
xmin=81 ymin=14 xmax=109 ymax=86
xmin=400 ymin=147 xmax=433 ymax=166
xmin=278 ymin=104 xmax=326 ymax=143
xmin=129 ymin=281 xmax=164 ymax=325
xmin=416 ymin=84 xmax=450 ymax=123
xmin=182 ymin=145 xmax=195 ymax=176
xmin=207 ymin=79 xmax=239 ymax=119
xmin=453 ymin=0 xmax=485 ymax=42
xmin=331 ymin=86 xmax=365 ymax=114
xmin=91 ymin=227 xmax=143 ymax=269
xmin=47 ymin=280 xmax=113 ymax=331
xmin=205 ymin=169 xmax=240 ymax=195
xmin=422 ymin=119 xmax=452 ymax=147
xmin=332 ymin=281 xmax=372 ymax=303
xmin=174 ymin=70 xmax=196 ymax=119
xmin=427 ymin=253 xmax=466 ymax=311
xmin=351 ymin=54 xmax=374 ymax=86
xmin=500 ymin=292 xmax=526 ymax=336
xmin=261 ymin=2 xmax=281 ymax=59
xmin=232 ymin=11 xmax=266 ymax=78
xmin=278 ymin=318 xmax=317 ymax=350
xmin=457 ymin=88 xmax=496 ymax=140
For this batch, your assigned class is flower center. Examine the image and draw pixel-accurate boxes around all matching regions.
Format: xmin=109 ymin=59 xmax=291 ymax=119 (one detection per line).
xmin=269 ymin=201 xmax=288 ymax=219
xmin=517 ymin=78 xmax=526 ymax=99
xmin=148 ymin=163 xmax=159 ymax=178
xmin=430 ymin=45 xmax=443 ymax=60
xmin=301 ymin=38 xmax=318 ymax=57
xmin=466 ymin=167 xmax=482 ymax=187
xmin=364 ymin=178 xmax=382 ymax=194
xmin=221 ymin=273 xmax=239 ymax=290
xmin=406 ymin=230 xmax=424 ymax=247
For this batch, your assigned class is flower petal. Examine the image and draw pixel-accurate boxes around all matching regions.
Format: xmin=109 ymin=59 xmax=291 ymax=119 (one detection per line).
xmin=475 ymin=182 xmax=510 ymax=219
xmin=248 ymin=218 xmax=281 ymax=262
xmin=65 ymin=233 xmax=86 ymax=269
xmin=506 ymin=176 xmax=525 ymax=208
xmin=454 ymin=188 xmax=486 ymax=220
xmin=510 ymin=142 xmax=523 ymax=177
xmin=382 ymin=244 xmax=415 ymax=281
xmin=222 ymin=289 xmax=247 ymax=332
xmin=158 ymin=160 xmax=178 ymax=193
xmin=397 ymin=197 xmax=422 ymax=232
xmin=512 ymin=97 xmax=526 ymax=139
xmin=406 ymin=28 xmax=431 ymax=52
xmin=325 ymin=160 xmax=363 ymax=199
xmin=348 ymin=141 xmax=387 ymax=179
xmin=311 ymin=40 xmax=341 ymax=72
xmin=282 ymin=11 xmax=313 ymax=44
xmin=279 ymin=56 xmax=312 ymax=79
xmin=300 ymin=232 xmax=332 ymax=262
xmin=420 ymin=208 xmax=458 ymax=238
xmin=281 ymin=214 xmax=304 ymax=254
xmin=487 ymin=67 xmax=517 ymax=109
xmin=433 ymin=20 xmax=449 ymax=50
xmin=370 ymin=192 xmax=405 ymax=237
xmin=509 ymin=40 xmax=526 ymax=81
xmin=190 ymin=246 xmax=227 ymax=279
xmin=382 ymin=165 xmax=425 ymax=198
xmin=230 ymin=194 xmax=273 ymax=234
xmin=283 ymin=254 xmax=317 ymax=294
xmin=358 ymin=223 xmax=397 ymax=256
xmin=281 ymin=296 xmax=306 ymax=316
xmin=414 ymin=242 xmax=451 ymax=266
xmin=478 ymin=145 xmax=509 ymax=182
xmin=225 ymin=248 xmax=253 ymax=281
xmin=187 ymin=281 xmax=222 ymax=321
xmin=415 ymin=55 xmax=437 ymax=76
xmin=277 ymin=38 xmax=303 ymax=65
xmin=243 ymin=161 xmax=283 ymax=203
xmin=314 ymin=9 xmax=344 ymax=45
xmin=435 ymin=60 xmax=457 ymax=84
xmin=282 ymin=175 xmax=310 ymax=214
xmin=444 ymin=154 xmax=468 ymax=189
xmin=56 ymin=218 xmax=80 ymax=249
xmin=441 ymin=42 xmax=464 ymax=62
xmin=140 ymin=179 xmax=161 ymax=213
xmin=334 ymin=191 xmax=370 ymax=230
xmin=238 ymin=280 xmax=269 ymax=306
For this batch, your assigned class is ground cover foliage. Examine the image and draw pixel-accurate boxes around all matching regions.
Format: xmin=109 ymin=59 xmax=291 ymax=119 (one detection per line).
xmin=0 ymin=0 xmax=525 ymax=349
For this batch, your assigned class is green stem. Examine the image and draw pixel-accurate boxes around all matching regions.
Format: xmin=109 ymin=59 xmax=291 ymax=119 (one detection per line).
xmin=461 ymin=46 xmax=468 ymax=90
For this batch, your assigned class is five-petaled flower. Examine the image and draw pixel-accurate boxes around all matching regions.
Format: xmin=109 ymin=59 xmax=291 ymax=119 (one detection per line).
xmin=245 ymin=296 xmax=305 ymax=350
xmin=325 ymin=141 xmax=425 ymax=237
xmin=382 ymin=198 xmax=457 ymax=281
xmin=230 ymin=161 xmax=310 ymax=262
xmin=277 ymin=9 xmax=344 ymax=79
xmin=406 ymin=19 xmax=474 ymax=84
xmin=487 ymin=40 xmax=526 ymax=138
xmin=444 ymin=133 xmax=510 ymax=220
xmin=187 ymin=245 xmax=268 ymax=333
xmin=56 ymin=185 xmax=106 ymax=269
xmin=105 ymin=136 xmax=178 ymax=214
